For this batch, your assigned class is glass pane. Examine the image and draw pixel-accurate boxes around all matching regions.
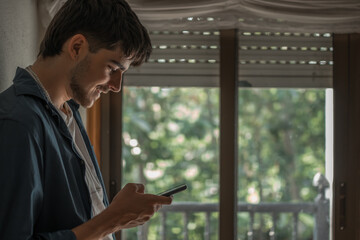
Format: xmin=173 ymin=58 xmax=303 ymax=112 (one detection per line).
xmin=238 ymin=88 xmax=331 ymax=240
xmin=122 ymin=87 xmax=220 ymax=240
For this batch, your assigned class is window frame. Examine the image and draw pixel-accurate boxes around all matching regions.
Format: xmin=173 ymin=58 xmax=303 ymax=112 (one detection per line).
xmin=86 ymin=32 xmax=360 ymax=240
xmin=333 ymin=33 xmax=360 ymax=240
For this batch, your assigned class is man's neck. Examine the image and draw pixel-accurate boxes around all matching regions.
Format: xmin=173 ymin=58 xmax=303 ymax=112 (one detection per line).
xmin=30 ymin=57 xmax=72 ymax=112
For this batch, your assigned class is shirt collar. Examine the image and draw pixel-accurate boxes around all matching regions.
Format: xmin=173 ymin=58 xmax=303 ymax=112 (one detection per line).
xmin=13 ymin=67 xmax=50 ymax=104
xmin=13 ymin=67 xmax=80 ymax=111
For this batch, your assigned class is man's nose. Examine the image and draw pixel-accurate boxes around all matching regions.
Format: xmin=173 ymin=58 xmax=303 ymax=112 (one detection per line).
xmin=108 ymin=71 xmax=123 ymax=93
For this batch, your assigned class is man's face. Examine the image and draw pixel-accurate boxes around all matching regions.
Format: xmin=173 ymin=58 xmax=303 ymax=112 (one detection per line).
xmin=69 ymin=47 xmax=132 ymax=108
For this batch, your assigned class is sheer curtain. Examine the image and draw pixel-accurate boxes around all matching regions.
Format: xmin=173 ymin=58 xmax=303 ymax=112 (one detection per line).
xmin=39 ymin=0 xmax=360 ymax=33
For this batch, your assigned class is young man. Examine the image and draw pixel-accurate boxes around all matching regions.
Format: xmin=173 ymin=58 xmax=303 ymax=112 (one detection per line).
xmin=0 ymin=0 xmax=172 ymax=239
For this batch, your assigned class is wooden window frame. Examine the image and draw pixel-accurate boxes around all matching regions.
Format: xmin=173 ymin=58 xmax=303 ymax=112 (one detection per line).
xmin=87 ymin=33 xmax=360 ymax=240
xmin=333 ymin=33 xmax=360 ymax=240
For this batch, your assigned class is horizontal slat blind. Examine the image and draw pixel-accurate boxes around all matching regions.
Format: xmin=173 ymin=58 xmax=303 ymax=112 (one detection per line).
xmin=125 ymin=31 xmax=220 ymax=87
xmin=125 ymin=31 xmax=333 ymax=88
xmin=238 ymin=32 xmax=333 ymax=88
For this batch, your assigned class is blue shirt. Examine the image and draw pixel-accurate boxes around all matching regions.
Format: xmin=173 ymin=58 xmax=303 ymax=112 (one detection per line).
xmin=0 ymin=67 xmax=109 ymax=239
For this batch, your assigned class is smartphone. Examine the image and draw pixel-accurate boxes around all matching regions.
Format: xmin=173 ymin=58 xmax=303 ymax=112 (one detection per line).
xmin=157 ymin=184 xmax=187 ymax=197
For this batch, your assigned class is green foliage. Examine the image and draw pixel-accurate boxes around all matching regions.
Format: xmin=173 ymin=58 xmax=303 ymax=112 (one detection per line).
xmin=238 ymin=89 xmax=325 ymax=202
xmin=238 ymin=89 xmax=326 ymax=239
xmin=122 ymin=87 xmax=220 ymax=202
xmin=121 ymin=87 xmax=326 ymax=240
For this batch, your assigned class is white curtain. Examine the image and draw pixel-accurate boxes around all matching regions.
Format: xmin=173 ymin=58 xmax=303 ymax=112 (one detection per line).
xmin=39 ymin=0 xmax=360 ymax=33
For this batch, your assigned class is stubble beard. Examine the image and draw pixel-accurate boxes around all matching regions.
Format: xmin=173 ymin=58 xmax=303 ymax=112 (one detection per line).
xmin=69 ymin=55 xmax=94 ymax=108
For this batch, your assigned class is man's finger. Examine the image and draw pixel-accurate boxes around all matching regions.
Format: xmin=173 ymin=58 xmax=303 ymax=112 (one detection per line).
xmin=147 ymin=194 xmax=172 ymax=205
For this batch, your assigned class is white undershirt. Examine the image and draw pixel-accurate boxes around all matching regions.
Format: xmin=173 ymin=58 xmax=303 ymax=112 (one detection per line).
xmin=58 ymin=103 xmax=113 ymax=240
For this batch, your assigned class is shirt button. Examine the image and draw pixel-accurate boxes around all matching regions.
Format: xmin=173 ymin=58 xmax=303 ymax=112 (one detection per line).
xmin=45 ymin=104 xmax=49 ymax=109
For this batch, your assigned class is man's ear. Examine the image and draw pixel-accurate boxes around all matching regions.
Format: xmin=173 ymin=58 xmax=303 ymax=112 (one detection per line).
xmin=67 ymin=34 xmax=88 ymax=60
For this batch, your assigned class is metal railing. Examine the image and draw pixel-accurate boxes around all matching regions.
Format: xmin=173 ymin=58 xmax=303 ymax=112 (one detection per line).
xmin=136 ymin=174 xmax=329 ymax=240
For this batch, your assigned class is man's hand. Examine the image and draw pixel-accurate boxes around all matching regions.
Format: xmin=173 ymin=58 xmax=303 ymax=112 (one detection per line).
xmin=72 ymin=183 xmax=172 ymax=240
xmin=106 ymin=183 xmax=172 ymax=229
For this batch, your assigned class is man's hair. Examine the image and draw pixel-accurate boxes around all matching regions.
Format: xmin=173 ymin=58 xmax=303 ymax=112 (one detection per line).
xmin=38 ymin=0 xmax=151 ymax=66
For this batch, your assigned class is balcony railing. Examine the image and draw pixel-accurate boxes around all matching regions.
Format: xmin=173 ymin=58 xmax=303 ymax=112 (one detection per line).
xmin=135 ymin=173 xmax=329 ymax=240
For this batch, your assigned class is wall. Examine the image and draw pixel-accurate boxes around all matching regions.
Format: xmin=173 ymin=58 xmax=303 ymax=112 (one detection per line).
xmin=0 ymin=1 xmax=88 ymax=124
xmin=0 ymin=0 xmax=38 ymax=92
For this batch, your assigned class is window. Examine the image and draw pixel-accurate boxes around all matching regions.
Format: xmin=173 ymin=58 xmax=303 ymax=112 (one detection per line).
xmin=238 ymin=88 xmax=329 ymax=239
xmin=236 ymin=31 xmax=333 ymax=239
xmin=122 ymin=30 xmax=220 ymax=240
xmin=97 ymin=29 xmax=333 ymax=240
xmin=122 ymin=87 xmax=219 ymax=240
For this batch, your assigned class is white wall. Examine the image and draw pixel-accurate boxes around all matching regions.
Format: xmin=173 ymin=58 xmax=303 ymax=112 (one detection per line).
xmin=0 ymin=0 xmax=38 ymax=92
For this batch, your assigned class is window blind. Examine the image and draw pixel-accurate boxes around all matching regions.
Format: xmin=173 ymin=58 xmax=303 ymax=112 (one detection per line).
xmin=125 ymin=30 xmax=332 ymax=88
xmin=125 ymin=30 xmax=220 ymax=87
xmin=238 ymin=32 xmax=333 ymax=88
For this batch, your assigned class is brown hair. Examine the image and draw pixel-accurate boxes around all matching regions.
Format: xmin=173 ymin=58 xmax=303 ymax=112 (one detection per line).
xmin=38 ymin=0 xmax=151 ymax=66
